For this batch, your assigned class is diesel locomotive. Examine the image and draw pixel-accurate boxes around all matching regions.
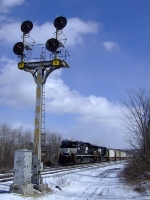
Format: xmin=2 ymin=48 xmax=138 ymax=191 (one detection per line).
xmin=58 ymin=139 xmax=129 ymax=165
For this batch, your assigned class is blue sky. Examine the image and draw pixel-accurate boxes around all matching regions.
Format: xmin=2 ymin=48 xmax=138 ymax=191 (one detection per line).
xmin=0 ymin=0 xmax=149 ymax=149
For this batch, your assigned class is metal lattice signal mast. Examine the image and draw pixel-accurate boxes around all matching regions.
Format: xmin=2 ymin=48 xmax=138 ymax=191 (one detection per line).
xmin=13 ymin=16 xmax=70 ymax=185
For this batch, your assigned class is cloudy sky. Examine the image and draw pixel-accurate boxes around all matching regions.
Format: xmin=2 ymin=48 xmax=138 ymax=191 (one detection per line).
xmin=0 ymin=0 xmax=148 ymax=149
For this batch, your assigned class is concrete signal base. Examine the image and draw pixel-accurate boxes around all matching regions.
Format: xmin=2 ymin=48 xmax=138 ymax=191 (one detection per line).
xmin=10 ymin=183 xmax=50 ymax=195
xmin=31 ymin=175 xmax=50 ymax=192
xmin=33 ymin=183 xmax=50 ymax=192
xmin=10 ymin=183 xmax=34 ymax=195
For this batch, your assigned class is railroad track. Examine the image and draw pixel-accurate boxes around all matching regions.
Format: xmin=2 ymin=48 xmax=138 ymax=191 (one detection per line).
xmin=0 ymin=161 xmax=123 ymax=183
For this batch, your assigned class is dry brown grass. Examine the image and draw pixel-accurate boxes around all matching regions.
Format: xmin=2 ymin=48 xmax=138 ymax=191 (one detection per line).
xmin=120 ymin=156 xmax=150 ymax=181
xmin=119 ymin=156 xmax=150 ymax=193
xmin=134 ymin=185 xmax=146 ymax=193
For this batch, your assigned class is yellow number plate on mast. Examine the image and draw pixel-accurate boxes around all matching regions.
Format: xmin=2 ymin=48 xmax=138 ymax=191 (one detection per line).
xmin=18 ymin=62 xmax=25 ymax=69
xmin=52 ymin=60 xmax=60 ymax=66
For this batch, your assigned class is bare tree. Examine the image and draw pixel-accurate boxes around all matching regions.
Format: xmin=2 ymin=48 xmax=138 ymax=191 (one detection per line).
xmin=122 ymin=88 xmax=150 ymax=153
xmin=121 ymin=87 xmax=150 ymax=181
xmin=0 ymin=123 xmax=33 ymax=169
xmin=0 ymin=122 xmax=61 ymax=169
xmin=42 ymin=130 xmax=62 ymax=166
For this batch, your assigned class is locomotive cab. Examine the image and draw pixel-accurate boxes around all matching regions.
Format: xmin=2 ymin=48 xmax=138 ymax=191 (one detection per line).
xmin=59 ymin=139 xmax=78 ymax=165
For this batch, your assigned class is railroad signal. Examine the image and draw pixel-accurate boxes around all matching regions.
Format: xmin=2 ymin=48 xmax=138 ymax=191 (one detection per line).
xmin=13 ymin=20 xmax=33 ymax=58
xmin=21 ymin=20 xmax=33 ymax=34
xmin=46 ymin=16 xmax=67 ymax=56
xmin=13 ymin=17 xmax=69 ymax=63
xmin=54 ymin=16 xmax=67 ymax=30
xmin=46 ymin=38 xmax=59 ymax=52
xmin=13 ymin=42 xmax=24 ymax=56
xmin=12 ymin=16 xmax=70 ymax=191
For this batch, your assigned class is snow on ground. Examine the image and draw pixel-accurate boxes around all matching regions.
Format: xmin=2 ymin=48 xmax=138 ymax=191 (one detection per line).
xmin=0 ymin=161 xmax=149 ymax=200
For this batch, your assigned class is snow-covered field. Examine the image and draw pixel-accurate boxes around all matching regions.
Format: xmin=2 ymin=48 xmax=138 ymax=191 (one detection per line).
xmin=0 ymin=161 xmax=149 ymax=200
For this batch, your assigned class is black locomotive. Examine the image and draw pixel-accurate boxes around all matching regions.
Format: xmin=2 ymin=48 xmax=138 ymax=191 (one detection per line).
xmin=58 ymin=139 xmax=108 ymax=165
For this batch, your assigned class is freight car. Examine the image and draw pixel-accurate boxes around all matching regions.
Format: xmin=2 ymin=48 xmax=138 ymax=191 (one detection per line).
xmin=58 ymin=139 xmax=129 ymax=165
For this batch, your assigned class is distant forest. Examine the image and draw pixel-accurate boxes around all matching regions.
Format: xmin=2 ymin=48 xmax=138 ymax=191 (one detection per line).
xmin=0 ymin=123 xmax=62 ymax=169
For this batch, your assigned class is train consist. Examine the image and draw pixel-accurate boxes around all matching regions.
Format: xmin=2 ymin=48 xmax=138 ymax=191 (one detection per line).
xmin=58 ymin=139 xmax=133 ymax=165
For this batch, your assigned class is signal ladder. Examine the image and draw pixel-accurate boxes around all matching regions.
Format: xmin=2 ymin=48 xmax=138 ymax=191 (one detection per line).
xmin=41 ymin=84 xmax=46 ymax=148
xmin=41 ymin=46 xmax=46 ymax=149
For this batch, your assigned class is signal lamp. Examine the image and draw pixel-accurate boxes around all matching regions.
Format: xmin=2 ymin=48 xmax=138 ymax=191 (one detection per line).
xmin=21 ymin=20 xmax=33 ymax=34
xmin=13 ymin=42 xmax=24 ymax=55
xmin=54 ymin=16 xmax=67 ymax=30
xmin=46 ymin=38 xmax=59 ymax=52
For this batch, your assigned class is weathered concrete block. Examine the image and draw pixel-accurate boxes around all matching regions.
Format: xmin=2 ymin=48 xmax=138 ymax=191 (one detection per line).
xmin=33 ymin=183 xmax=50 ymax=192
xmin=10 ymin=183 xmax=34 ymax=195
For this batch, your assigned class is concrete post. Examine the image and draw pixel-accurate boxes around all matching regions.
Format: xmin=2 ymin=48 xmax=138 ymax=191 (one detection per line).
xmin=32 ymin=68 xmax=44 ymax=185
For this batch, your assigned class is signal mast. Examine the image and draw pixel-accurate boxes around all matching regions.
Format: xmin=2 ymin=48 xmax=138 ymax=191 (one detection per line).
xmin=13 ymin=16 xmax=70 ymax=190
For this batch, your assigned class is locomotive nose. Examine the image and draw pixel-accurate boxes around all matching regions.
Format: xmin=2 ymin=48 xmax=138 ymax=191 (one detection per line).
xmin=66 ymin=148 xmax=69 ymax=153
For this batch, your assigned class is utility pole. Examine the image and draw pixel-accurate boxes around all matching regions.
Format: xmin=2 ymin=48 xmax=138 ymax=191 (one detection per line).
xmin=12 ymin=16 xmax=70 ymax=193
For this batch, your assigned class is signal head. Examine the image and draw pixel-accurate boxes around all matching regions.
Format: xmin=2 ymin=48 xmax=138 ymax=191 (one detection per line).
xmin=54 ymin=16 xmax=67 ymax=30
xmin=13 ymin=42 xmax=24 ymax=55
xmin=21 ymin=20 xmax=33 ymax=34
xmin=46 ymin=38 xmax=59 ymax=52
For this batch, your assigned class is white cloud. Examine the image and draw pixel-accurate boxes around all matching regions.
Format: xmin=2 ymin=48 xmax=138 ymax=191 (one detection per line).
xmin=45 ymin=82 xmax=122 ymax=128
xmin=66 ymin=121 xmax=126 ymax=149
xmin=46 ymin=82 xmax=118 ymax=116
xmin=102 ymin=41 xmax=120 ymax=51
xmin=0 ymin=56 xmax=127 ymax=148
xmin=0 ymin=56 xmax=122 ymax=126
xmin=12 ymin=121 xmax=34 ymax=131
xmin=65 ymin=18 xmax=99 ymax=46
xmin=0 ymin=0 xmax=25 ymax=13
xmin=0 ymin=21 xmax=22 ymax=45
xmin=0 ymin=56 xmax=35 ymax=108
xmin=0 ymin=15 xmax=13 ymax=23
xmin=0 ymin=18 xmax=99 ymax=48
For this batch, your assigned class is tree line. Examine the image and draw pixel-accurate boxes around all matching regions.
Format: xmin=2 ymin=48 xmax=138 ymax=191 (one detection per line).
xmin=0 ymin=123 xmax=62 ymax=169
